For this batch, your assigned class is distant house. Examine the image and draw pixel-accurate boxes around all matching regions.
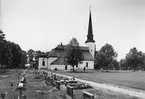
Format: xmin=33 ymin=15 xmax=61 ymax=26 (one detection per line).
xmin=38 ymin=10 xmax=96 ymax=70
xmin=38 ymin=54 xmax=48 ymax=69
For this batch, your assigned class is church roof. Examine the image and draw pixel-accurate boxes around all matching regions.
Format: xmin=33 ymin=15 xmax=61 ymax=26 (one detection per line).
xmin=50 ymin=51 xmax=94 ymax=65
xmin=47 ymin=44 xmax=94 ymax=65
xmin=50 ymin=57 xmax=67 ymax=65
xmin=54 ymin=44 xmax=89 ymax=51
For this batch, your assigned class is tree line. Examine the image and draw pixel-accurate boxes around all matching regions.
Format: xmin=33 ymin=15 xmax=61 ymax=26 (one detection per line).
xmin=0 ymin=30 xmax=27 ymax=69
xmin=94 ymin=44 xmax=145 ymax=71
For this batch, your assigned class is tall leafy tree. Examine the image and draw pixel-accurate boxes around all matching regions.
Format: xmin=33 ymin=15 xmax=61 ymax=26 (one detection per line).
xmin=65 ymin=38 xmax=83 ymax=72
xmin=95 ymin=43 xmax=117 ymax=71
xmin=27 ymin=49 xmax=35 ymax=63
xmin=125 ymin=47 xmax=145 ymax=71
xmin=0 ymin=30 xmax=6 ymax=65
xmin=18 ymin=50 xmax=27 ymax=68
xmin=3 ymin=41 xmax=13 ymax=68
xmin=0 ymin=30 xmax=26 ymax=68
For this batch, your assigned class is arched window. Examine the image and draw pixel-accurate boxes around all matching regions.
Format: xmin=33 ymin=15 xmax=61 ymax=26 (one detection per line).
xmin=42 ymin=58 xmax=45 ymax=66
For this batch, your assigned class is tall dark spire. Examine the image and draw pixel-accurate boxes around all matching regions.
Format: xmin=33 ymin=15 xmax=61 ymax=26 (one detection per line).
xmin=85 ymin=9 xmax=95 ymax=43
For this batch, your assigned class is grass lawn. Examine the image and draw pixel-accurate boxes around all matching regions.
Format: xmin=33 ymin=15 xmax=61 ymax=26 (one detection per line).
xmin=53 ymin=70 xmax=145 ymax=90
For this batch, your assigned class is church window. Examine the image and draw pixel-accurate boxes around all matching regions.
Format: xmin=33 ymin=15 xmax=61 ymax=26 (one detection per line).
xmin=42 ymin=61 xmax=45 ymax=66
xmin=86 ymin=62 xmax=88 ymax=68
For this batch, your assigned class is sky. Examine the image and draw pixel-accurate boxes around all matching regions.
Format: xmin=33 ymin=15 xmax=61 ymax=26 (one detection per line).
xmin=1 ymin=0 xmax=145 ymax=60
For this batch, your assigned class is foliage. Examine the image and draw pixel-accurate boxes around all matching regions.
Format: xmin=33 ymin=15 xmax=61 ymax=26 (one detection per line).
xmin=94 ymin=43 xmax=118 ymax=71
xmin=27 ymin=50 xmax=46 ymax=69
xmin=119 ymin=59 xmax=128 ymax=70
xmin=124 ymin=47 xmax=145 ymax=71
xmin=0 ymin=30 xmax=6 ymax=65
xmin=65 ymin=38 xmax=83 ymax=71
xmin=0 ymin=30 xmax=27 ymax=68
xmin=27 ymin=49 xmax=35 ymax=63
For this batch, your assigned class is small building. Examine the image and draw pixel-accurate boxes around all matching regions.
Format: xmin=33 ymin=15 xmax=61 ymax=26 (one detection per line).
xmin=38 ymin=54 xmax=48 ymax=70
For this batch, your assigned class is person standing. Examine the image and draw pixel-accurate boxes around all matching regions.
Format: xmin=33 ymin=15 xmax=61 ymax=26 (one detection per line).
xmin=84 ymin=67 xmax=86 ymax=72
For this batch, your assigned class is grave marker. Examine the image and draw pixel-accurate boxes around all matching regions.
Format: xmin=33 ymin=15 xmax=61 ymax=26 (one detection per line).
xmin=67 ymin=85 xmax=74 ymax=99
xmin=56 ymin=81 xmax=60 ymax=90
xmin=83 ymin=91 xmax=94 ymax=99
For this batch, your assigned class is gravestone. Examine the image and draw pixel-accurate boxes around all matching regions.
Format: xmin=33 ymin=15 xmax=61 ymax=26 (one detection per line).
xmin=56 ymin=81 xmax=60 ymax=90
xmin=50 ymin=78 xmax=54 ymax=85
xmin=83 ymin=91 xmax=94 ymax=99
xmin=53 ymin=74 xmax=57 ymax=80
xmin=67 ymin=85 xmax=74 ymax=99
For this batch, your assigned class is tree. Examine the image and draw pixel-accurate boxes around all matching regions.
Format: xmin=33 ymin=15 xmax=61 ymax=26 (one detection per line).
xmin=70 ymin=38 xmax=79 ymax=46
xmin=112 ymin=60 xmax=119 ymax=70
xmin=27 ymin=49 xmax=35 ymax=64
xmin=94 ymin=43 xmax=117 ymax=71
xmin=15 ymin=50 xmax=27 ymax=69
xmin=94 ymin=51 xmax=102 ymax=70
xmin=0 ymin=30 xmax=6 ymax=65
xmin=119 ymin=59 xmax=128 ymax=70
xmin=0 ymin=30 xmax=26 ymax=69
xmin=3 ymin=41 xmax=13 ymax=68
xmin=125 ymin=47 xmax=145 ymax=71
xmin=0 ymin=30 xmax=5 ymax=41
xmin=65 ymin=38 xmax=83 ymax=72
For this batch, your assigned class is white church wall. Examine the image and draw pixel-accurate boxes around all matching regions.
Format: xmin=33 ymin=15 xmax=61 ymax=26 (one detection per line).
xmin=78 ymin=61 xmax=94 ymax=69
xmin=48 ymin=64 xmax=72 ymax=70
xmin=38 ymin=58 xmax=48 ymax=69
xmin=86 ymin=42 xmax=96 ymax=58
xmin=48 ymin=61 xmax=94 ymax=70
xmin=49 ymin=65 xmax=65 ymax=70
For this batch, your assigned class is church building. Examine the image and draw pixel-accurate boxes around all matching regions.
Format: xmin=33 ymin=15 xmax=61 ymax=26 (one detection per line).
xmin=38 ymin=10 xmax=96 ymax=70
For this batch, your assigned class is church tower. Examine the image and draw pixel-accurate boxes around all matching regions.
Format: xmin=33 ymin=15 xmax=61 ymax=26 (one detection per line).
xmin=85 ymin=9 xmax=96 ymax=59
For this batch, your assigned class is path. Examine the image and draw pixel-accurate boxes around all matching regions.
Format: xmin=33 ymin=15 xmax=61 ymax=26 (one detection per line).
xmin=43 ymin=70 xmax=145 ymax=99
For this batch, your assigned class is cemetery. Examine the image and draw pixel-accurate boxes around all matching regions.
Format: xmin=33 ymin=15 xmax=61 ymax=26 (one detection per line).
xmin=0 ymin=69 xmax=140 ymax=99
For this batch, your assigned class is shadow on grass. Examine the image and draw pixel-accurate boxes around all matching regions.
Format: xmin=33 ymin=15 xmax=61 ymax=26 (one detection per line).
xmin=0 ymin=69 xmax=10 ymax=75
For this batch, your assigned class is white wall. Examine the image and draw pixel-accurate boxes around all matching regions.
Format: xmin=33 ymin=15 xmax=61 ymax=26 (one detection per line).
xmin=78 ymin=61 xmax=94 ymax=69
xmin=48 ymin=61 xmax=94 ymax=70
xmin=86 ymin=42 xmax=96 ymax=59
xmin=38 ymin=58 xmax=48 ymax=69
xmin=49 ymin=65 xmax=65 ymax=70
xmin=38 ymin=56 xmax=94 ymax=70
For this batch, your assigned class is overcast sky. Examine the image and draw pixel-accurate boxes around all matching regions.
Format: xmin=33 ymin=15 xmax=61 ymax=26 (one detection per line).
xmin=1 ymin=0 xmax=145 ymax=60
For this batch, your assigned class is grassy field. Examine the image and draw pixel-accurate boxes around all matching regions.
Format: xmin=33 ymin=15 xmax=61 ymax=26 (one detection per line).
xmin=54 ymin=70 xmax=145 ymax=90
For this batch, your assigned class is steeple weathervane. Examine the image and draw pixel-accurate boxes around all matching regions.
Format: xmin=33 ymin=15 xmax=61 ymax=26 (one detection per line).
xmin=85 ymin=7 xmax=95 ymax=43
